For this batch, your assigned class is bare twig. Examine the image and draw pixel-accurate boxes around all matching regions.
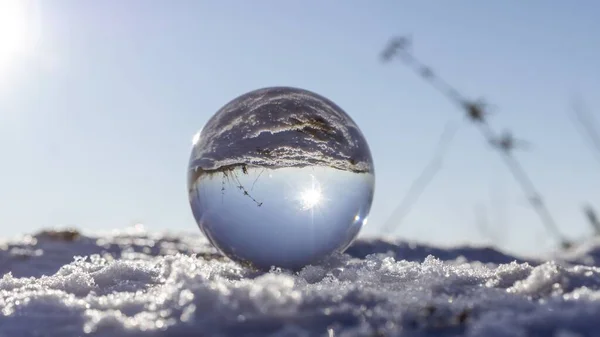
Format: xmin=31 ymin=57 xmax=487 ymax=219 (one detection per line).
xmin=488 ymin=176 xmax=508 ymax=245
xmin=251 ymin=168 xmax=266 ymax=191
xmin=491 ymin=130 xmax=531 ymax=152
xmin=382 ymin=36 xmax=569 ymax=247
xmin=381 ymin=121 xmax=459 ymax=233
xmin=571 ymin=98 xmax=600 ymax=164
xmin=474 ymin=182 xmax=508 ymax=246
xmin=474 ymin=203 xmax=495 ymax=243
xmin=230 ymin=169 xmax=263 ymax=207
xmin=216 ymin=167 xmax=264 ymax=207
xmin=583 ymin=204 xmax=600 ymax=236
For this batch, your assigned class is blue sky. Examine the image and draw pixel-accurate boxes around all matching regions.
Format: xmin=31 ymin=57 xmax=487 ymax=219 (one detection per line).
xmin=0 ymin=1 xmax=599 ymax=256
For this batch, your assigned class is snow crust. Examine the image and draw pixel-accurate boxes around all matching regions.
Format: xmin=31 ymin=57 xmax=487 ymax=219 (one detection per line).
xmin=2 ymin=227 xmax=600 ymax=337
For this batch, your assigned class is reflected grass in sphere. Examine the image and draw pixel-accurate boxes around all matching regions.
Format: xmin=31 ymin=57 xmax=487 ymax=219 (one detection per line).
xmin=188 ymin=87 xmax=375 ymax=270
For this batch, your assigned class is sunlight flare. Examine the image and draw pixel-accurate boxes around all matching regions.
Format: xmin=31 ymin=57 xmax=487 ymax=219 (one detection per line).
xmin=0 ymin=0 xmax=41 ymax=82
xmin=298 ymin=174 xmax=323 ymax=211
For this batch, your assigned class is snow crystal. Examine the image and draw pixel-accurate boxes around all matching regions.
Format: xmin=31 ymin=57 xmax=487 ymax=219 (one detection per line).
xmin=2 ymin=228 xmax=600 ymax=336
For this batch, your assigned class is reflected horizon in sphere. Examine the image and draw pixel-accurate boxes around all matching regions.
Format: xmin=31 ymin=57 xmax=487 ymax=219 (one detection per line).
xmin=188 ymin=87 xmax=375 ymax=270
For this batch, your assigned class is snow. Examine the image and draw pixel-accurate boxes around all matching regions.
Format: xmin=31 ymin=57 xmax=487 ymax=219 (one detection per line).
xmin=2 ymin=227 xmax=600 ymax=336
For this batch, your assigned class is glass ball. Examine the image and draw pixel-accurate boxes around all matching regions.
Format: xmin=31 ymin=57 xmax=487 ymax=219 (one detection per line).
xmin=187 ymin=87 xmax=375 ymax=270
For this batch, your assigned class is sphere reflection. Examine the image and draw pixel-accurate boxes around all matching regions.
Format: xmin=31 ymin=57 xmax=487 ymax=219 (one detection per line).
xmin=188 ymin=87 xmax=375 ymax=270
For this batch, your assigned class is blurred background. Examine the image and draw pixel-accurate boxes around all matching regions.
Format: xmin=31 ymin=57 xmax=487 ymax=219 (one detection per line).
xmin=0 ymin=0 xmax=598 ymax=258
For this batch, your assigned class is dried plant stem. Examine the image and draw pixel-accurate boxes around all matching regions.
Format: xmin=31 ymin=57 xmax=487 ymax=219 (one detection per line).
xmin=571 ymin=98 xmax=600 ymax=164
xmin=382 ymin=37 xmax=569 ymax=247
xmin=381 ymin=121 xmax=458 ymax=233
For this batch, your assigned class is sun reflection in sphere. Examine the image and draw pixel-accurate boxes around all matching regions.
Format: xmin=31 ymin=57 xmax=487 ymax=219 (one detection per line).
xmin=187 ymin=87 xmax=375 ymax=270
xmin=298 ymin=174 xmax=323 ymax=211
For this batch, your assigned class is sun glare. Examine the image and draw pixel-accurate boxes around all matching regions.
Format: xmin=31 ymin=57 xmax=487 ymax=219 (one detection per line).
xmin=192 ymin=131 xmax=201 ymax=145
xmin=300 ymin=187 xmax=322 ymax=210
xmin=299 ymin=174 xmax=323 ymax=211
xmin=0 ymin=0 xmax=41 ymax=81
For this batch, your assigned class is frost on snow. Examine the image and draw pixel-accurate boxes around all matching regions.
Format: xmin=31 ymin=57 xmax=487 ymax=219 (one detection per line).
xmin=1 ymin=228 xmax=600 ymax=337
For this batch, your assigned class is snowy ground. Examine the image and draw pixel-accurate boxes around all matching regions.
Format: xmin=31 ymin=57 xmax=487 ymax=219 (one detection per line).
xmin=2 ymin=227 xmax=600 ymax=337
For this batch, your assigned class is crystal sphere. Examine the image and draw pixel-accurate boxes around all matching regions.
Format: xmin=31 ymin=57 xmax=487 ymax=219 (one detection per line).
xmin=187 ymin=87 xmax=375 ymax=270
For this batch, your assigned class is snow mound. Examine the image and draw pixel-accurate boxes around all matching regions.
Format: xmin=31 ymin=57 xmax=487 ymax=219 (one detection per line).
xmin=2 ymin=228 xmax=600 ymax=337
